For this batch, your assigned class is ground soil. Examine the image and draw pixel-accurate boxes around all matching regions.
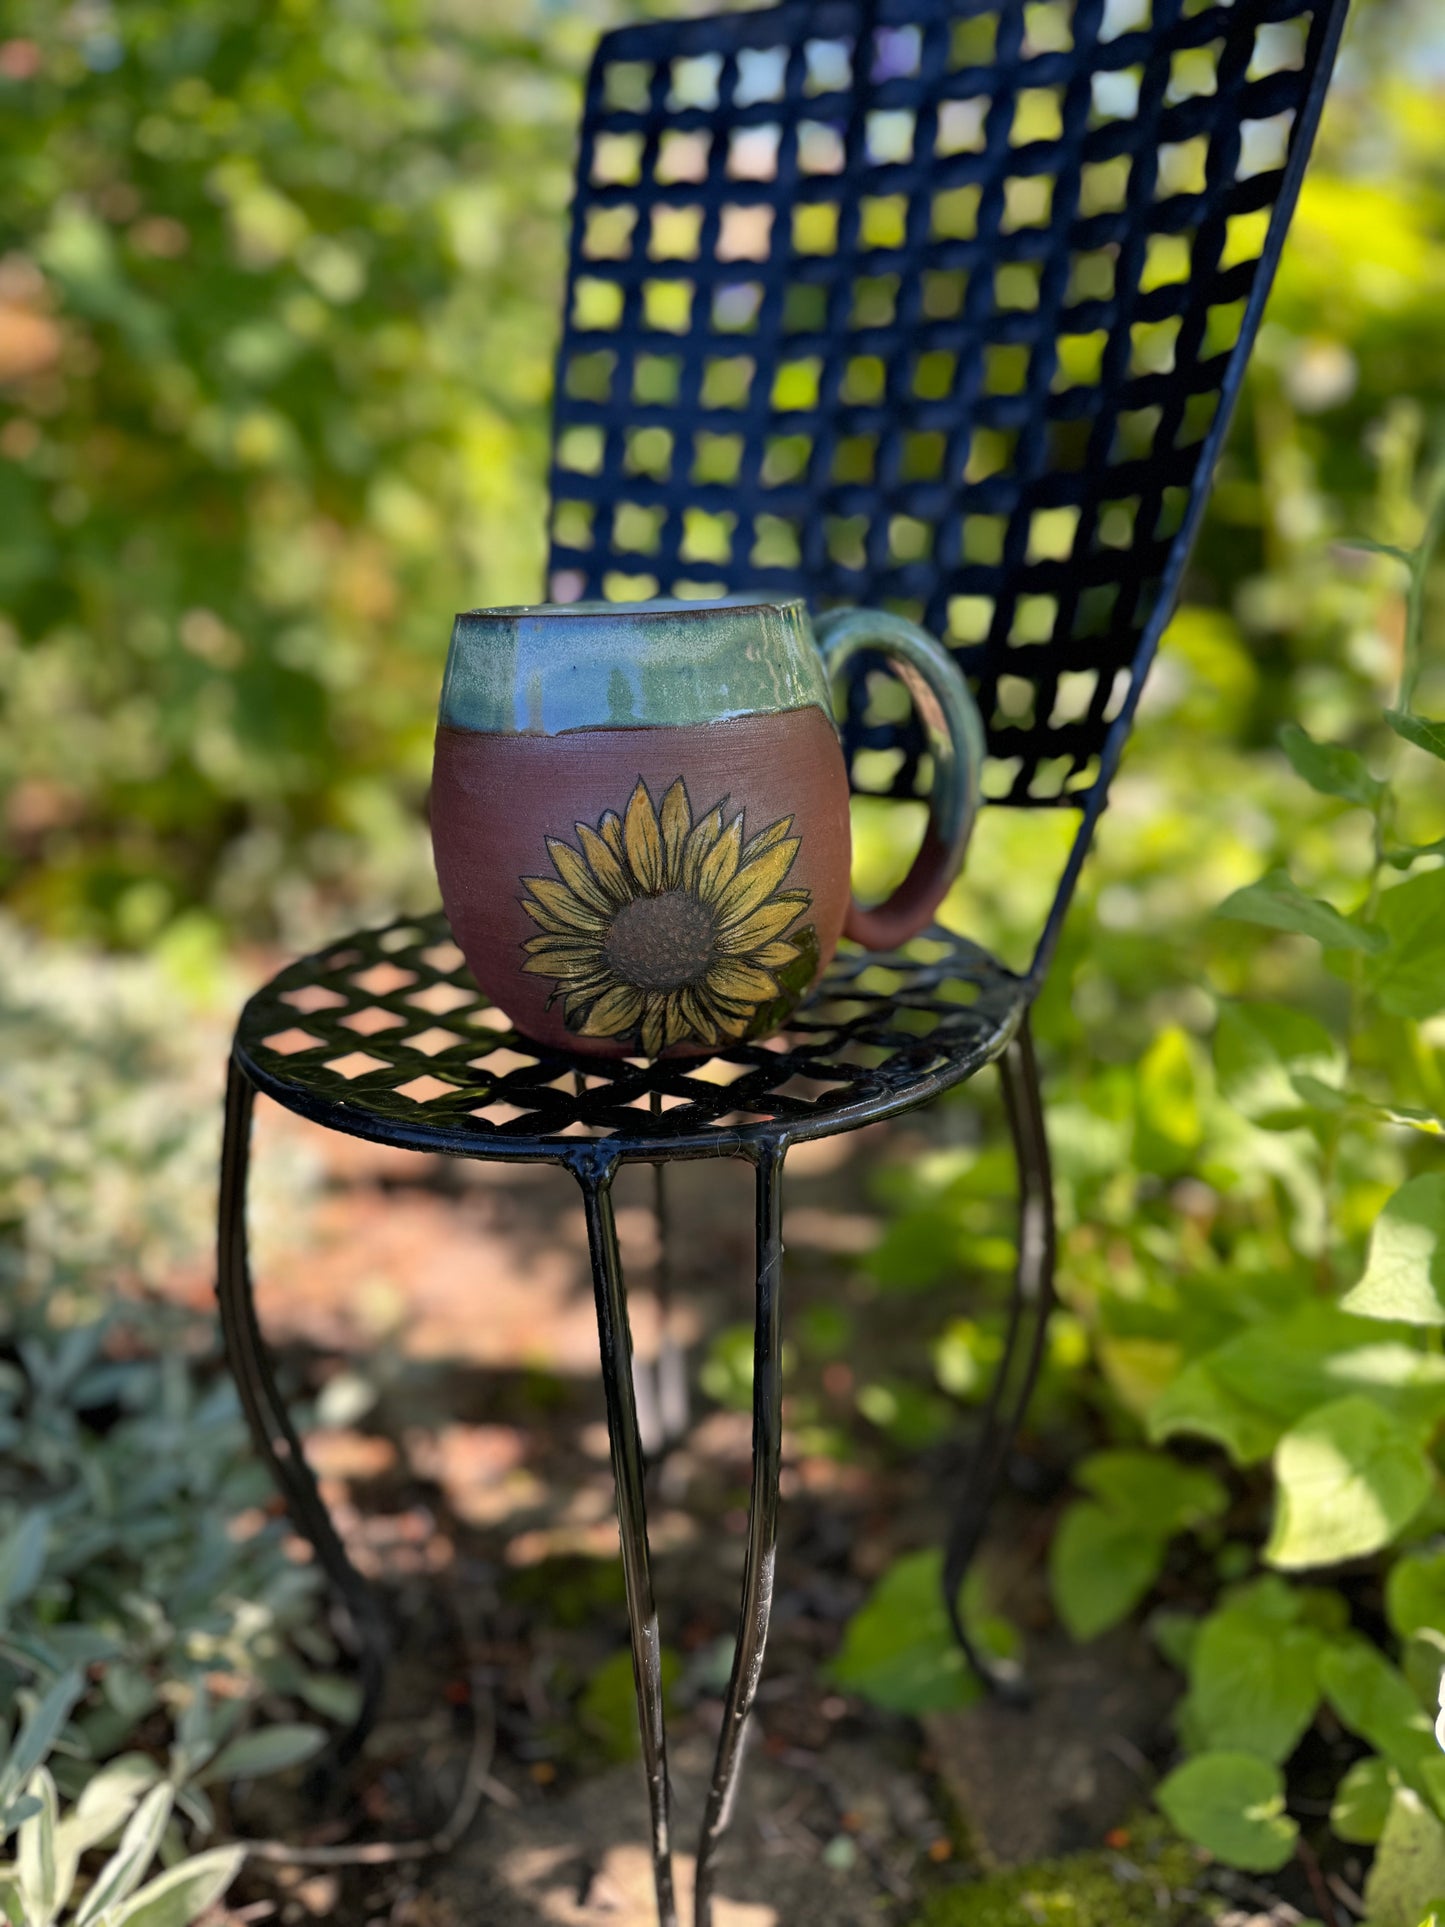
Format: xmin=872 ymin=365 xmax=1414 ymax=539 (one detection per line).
xmin=176 ymin=1088 xmax=1308 ymax=1927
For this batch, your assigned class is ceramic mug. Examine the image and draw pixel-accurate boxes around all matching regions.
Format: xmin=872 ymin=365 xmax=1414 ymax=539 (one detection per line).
xmin=430 ymin=596 xmax=985 ymax=1059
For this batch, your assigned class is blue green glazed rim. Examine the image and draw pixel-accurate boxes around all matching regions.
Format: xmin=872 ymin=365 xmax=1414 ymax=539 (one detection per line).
xmin=439 ymin=595 xmax=833 ymax=737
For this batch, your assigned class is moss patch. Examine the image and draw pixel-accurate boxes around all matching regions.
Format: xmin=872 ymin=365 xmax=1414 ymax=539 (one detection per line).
xmin=915 ymin=1824 xmax=1212 ymax=1927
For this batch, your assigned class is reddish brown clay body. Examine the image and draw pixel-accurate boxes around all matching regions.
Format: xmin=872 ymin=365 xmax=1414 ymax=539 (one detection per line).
xmin=431 ymin=709 xmax=850 ymax=1058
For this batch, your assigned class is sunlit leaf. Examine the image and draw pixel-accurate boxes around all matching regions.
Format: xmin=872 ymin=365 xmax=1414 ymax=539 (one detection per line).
xmin=1266 ymin=1396 xmax=1431 ymax=1569
xmin=1362 ymin=1789 xmax=1445 ymax=1927
xmin=1344 ymin=1176 xmax=1445 ymax=1326
xmin=102 ymin=1845 xmax=245 ymax=1927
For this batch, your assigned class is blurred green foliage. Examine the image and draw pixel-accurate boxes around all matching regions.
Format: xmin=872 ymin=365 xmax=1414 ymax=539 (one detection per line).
xmin=0 ymin=0 xmax=615 ymax=948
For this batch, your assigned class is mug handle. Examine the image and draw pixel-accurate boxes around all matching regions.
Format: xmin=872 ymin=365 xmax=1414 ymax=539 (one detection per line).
xmin=814 ymin=607 xmax=985 ymax=951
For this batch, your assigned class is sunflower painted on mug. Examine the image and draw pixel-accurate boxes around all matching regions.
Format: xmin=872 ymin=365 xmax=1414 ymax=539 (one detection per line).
xmin=519 ymin=776 xmax=816 ymax=1057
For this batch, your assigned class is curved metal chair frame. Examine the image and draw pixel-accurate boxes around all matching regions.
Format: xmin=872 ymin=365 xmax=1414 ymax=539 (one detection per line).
xmin=216 ymin=2 xmax=1350 ymax=1920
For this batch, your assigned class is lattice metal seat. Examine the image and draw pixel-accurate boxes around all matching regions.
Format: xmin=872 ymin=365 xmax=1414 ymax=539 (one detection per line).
xmin=236 ymin=913 xmax=1024 ymax=1156
xmin=217 ymin=4 xmax=1350 ymax=1922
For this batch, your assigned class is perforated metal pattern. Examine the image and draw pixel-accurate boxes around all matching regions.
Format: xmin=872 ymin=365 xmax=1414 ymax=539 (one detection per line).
xmin=235 ymin=912 xmax=1025 ymax=1162
xmin=546 ymin=0 xmax=1347 ymax=808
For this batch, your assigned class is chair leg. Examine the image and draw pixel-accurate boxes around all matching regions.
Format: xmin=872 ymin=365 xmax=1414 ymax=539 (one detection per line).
xmin=941 ymin=1014 xmax=1056 ymax=1702
xmin=217 ymin=1057 xmax=389 ymax=1756
xmin=694 ymin=1143 xmax=786 ymax=1927
xmin=651 ymin=1160 xmax=691 ymax=1449
xmin=576 ymin=1154 xmax=678 ymax=1927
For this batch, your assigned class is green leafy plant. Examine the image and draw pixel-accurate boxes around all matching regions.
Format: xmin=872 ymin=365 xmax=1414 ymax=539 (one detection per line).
xmin=1142 ymin=471 xmax=1445 ymax=1882
xmin=0 ymin=1671 xmax=249 ymax=1927
xmin=842 ymin=442 xmax=1445 ymax=1915
xmin=0 ymin=912 xmax=340 ymax=1807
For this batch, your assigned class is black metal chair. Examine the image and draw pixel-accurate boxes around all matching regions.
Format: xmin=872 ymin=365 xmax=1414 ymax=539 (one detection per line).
xmin=217 ymin=2 xmax=1349 ymax=1921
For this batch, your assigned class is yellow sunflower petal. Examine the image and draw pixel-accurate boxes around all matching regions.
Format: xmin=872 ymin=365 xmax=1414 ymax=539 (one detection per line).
xmin=524 ymin=952 xmax=598 ymax=981
xmin=662 ymin=996 xmax=696 ymax=1049
xmin=639 ymin=995 xmax=667 ymax=1058
xmin=575 ymin=823 xmax=632 ymax=902
xmin=546 ymin=837 xmax=617 ymax=916
xmin=521 ymin=940 xmax=603 ymax=974
xmin=753 ymin=938 xmax=805 ymax=970
xmin=706 ymin=959 xmax=779 ymax=1006
xmin=624 ymin=779 xmax=664 ymax=895
xmin=707 ymin=999 xmax=754 ymax=1039
xmin=565 ymin=985 xmax=618 ymax=1023
xmin=696 ymin=813 xmax=745 ymax=904
xmin=659 ymin=778 xmax=690 ymax=888
xmin=713 ymin=837 xmax=802 ymax=930
xmin=579 ymin=984 xmax=645 ymax=1038
xmin=716 ymin=897 xmax=806 ymax=953
xmin=680 ymin=987 xmax=721 ymax=1044
xmin=598 ymin=811 xmax=626 ymax=861
xmin=742 ymin=814 xmax=794 ymax=864
xmin=681 ymin=804 xmax=726 ymax=893
xmin=521 ymin=877 xmax=610 ymax=935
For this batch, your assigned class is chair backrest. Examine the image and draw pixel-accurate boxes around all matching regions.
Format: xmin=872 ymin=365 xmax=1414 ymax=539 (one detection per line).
xmin=544 ymin=0 xmax=1349 ymax=967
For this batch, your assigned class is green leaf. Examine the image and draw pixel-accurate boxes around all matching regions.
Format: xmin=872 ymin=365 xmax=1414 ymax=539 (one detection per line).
xmin=1151 ymin=1305 xmax=1445 ymax=1466
xmin=1344 ymin=1176 xmax=1445 ymax=1326
xmin=1075 ymin=1450 xmax=1228 ymax=1535
xmin=1364 ymin=1789 xmax=1445 ymax=1927
xmin=1319 ymin=1639 xmax=1439 ymax=1783
xmin=577 ymin=1649 xmax=681 ymax=1763
xmin=1389 ymin=1549 xmax=1445 ymax=1643
xmin=1148 ymin=1358 xmax=1282 ymax=1465
xmin=103 ymin=1845 xmax=245 ymax=1927
xmin=1216 ymin=868 xmax=1387 ymax=953
xmin=0 ymin=1515 xmax=50 ymax=1616
xmin=1331 ymin=1755 xmax=1399 ymax=1845
xmin=1340 ymin=538 xmax=1417 ymax=566
xmin=828 ymin=1550 xmax=981 ymax=1714
xmin=1050 ymin=1502 xmax=1166 ymax=1641
xmin=16 ymin=1770 xmax=60 ymax=1927
xmin=1214 ymin=1002 xmax=1343 ymax=1129
xmin=1267 ymin=1395 xmax=1432 ymax=1569
xmin=198 ymin=1723 xmax=326 ymax=1786
xmin=0 ymin=1674 xmax=83 ymax=1818
xmin=53 ymin=1758 xmax=157 ymax=1911
xmin=74 ymin=1785 xmax=173 ymax=1927
xmin=1387 ymin=836 xmax=1445 ymax=871
xmin=1155 ymin=1751 xmax=1298 ymax=1872
xmin=1368 ymin=872 xmax=1445 ymax=1019
xmin=1279 ymin=721 xmax=1384 ymax=805
xmin=1184 ymin=1609 xmax=1322 ymax=1764
xmin=1387 ymin=709 xmax=1445 ymax=763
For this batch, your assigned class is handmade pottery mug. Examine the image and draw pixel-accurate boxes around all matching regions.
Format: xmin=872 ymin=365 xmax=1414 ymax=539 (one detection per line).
xmin=430 ymin=596 xmax=984 ymax=1059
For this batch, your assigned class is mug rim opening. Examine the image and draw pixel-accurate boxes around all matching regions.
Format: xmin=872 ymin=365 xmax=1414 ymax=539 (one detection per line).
xmin=456 ymin=594 xmax=809 ymax=621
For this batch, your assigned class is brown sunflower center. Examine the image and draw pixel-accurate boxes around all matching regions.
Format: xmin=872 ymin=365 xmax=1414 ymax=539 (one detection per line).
xmin=603 ymin=891 xmax=716 ymax=992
